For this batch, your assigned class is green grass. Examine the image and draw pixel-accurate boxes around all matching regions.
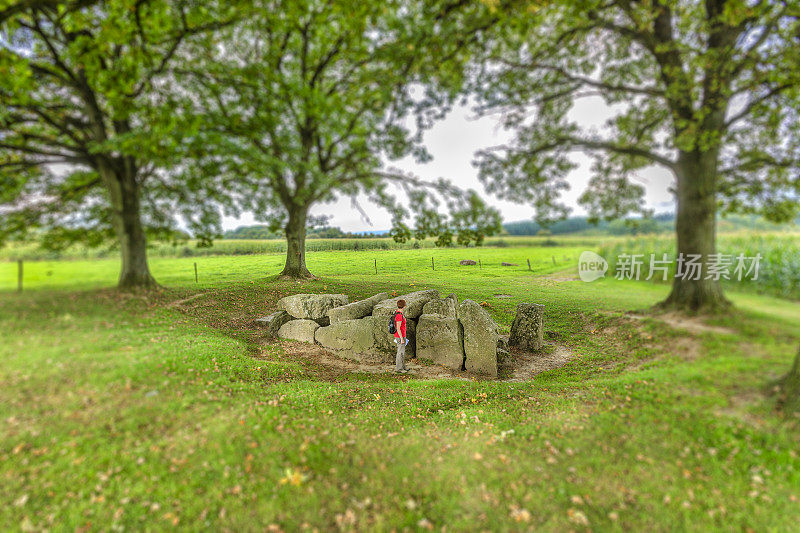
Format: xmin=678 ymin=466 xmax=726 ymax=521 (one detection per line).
xmin=1 ymin=247 xmax=800 ymax=531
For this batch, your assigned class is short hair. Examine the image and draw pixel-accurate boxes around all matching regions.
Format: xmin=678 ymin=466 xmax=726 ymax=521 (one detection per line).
xmin=397 ymin=299 xmax=406 ymax=308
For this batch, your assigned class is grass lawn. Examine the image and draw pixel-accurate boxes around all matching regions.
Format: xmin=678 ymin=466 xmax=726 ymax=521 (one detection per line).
xmin=1 ymin=246 xmax=799 ymax=531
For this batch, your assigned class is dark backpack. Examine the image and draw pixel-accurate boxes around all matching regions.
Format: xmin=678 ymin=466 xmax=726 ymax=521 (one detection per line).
xmin=388 ymin=311 xmax=401 ymax=334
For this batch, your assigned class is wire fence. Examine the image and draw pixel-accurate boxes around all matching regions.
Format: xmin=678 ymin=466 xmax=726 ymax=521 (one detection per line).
xmin=1 ymin=247 xmax=583 ymax=293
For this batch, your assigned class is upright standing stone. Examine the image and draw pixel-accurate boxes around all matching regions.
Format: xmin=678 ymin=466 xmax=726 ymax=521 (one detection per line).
xmin=457 ymin=299 xmax=499 ymax=377
xmin=422 ymin=297 xmax=457 ymax=318
xmin=509 ymin=303 xmax=545 ymax=351
xmin=417 ymin=314 xmax=463 ymax=370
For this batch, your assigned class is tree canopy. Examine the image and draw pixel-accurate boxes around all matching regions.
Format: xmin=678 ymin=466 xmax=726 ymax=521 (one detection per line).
xmin=0 ymin=0 xmax=233 ymax=287
xmin=177 ymin=0 xmax=502 ymax=277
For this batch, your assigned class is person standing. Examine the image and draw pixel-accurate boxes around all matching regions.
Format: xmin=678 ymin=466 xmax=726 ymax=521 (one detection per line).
xmin=393 ymin=299 xmax=409 ymax=373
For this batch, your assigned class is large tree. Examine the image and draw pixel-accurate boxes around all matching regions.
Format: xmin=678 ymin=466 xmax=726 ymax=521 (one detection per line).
xmin=473 ymin=0 xmax=800 ymax=311
xmin=0 ymin=0 xmax=231 ymax=288
xmin=181 ymin=0 xmax=501 ymax=278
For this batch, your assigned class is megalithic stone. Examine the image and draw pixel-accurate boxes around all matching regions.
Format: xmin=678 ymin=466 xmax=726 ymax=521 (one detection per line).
xmin=509 ymin=303 xmax=544 ymax=351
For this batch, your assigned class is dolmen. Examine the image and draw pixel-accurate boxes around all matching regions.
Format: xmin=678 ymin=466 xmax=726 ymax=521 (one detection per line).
xmin=256 ymin=290 xmax=545 ymax=378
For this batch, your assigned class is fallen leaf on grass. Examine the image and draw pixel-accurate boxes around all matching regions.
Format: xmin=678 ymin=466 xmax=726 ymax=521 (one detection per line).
xmin=567 ymin=508 xmax=589 ymax=526
xmin=510 ymin=507 xmax=531 ymax=522
xmin=279 ymin=468 xmax=307 ymax=487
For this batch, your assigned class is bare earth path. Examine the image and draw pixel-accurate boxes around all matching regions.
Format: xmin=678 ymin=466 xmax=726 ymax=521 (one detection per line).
xmin=269 ymin=339 xmax=576 ymax=382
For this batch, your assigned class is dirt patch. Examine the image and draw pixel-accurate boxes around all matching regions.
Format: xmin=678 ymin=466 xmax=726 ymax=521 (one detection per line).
xmin=270 ymin=339 xmax=575 ymax=382
xmin=271 ymin=340 xmax=470 ymax=380
xmin=627 ymin=311 xmax=735 ymax=336
xmin=504 ymin=344 xmax=575 ymax=382
xmin=167 ymin=292 xmax=213 ymax=308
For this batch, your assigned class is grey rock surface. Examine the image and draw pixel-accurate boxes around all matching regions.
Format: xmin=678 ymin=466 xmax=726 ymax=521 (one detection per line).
xmin=254 ymin=310 xmax=294 ymax=338
xmin=372 ymin=290 xmax=439 ymax=320
xmin=509 ymin=303 xmax=545 ymax=351
xmin=422 ymin=297 xmax=457 ymax=318
xmin=277 ymin=319 xmax=320 ymax=343
xmin=278 ymin=293 xmax=348 ymax=320
xmin=458 ymin=299 xmax=499 ymax=377
xmin=417 ymin=315 xmax=463 ymax=370
xmin=314 ymin=318 xmax=377 ymax=354
xmin=315 ymin=315 xmax=416 ymax=361
xmin=370 ymin=315 xmax=416 ymax=358
xmin=328 ymin=292 xmax=388 ymax=323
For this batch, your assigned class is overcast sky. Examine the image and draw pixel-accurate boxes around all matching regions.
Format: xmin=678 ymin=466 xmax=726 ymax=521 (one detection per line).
xmin=221 ymin=96 xmax=677 ymax=232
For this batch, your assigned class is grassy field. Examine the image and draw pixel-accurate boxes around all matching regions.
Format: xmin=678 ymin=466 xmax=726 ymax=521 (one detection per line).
xmin=0 ymin=245 xmax=587 ymax=292
xmin=4 ymin=231 xmax=798 ymax=299
xmin=1 ymin=246 xmax=800 ymax=530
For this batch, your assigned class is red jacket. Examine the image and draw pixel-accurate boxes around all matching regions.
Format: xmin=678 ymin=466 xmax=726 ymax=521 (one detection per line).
xmin=393 ymin=311 xmax=406 ymax=338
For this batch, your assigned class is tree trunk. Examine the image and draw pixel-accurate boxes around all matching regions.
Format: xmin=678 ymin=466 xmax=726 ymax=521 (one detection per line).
xmin=776 ymin=345 xmax=800 ymax=419
xmin=280 ymin=205 xmax=314 ymax=279
xmin=105 ymin=166 xmax=158 ymax=290
xmin=659 ymin=151 xmax=730 ymax=312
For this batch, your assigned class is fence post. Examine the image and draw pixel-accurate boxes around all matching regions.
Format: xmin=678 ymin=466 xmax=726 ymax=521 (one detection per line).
xmin=527 ymin=258 xmax=531 ymax=271
xmin=478 ymin=259 xmax=482 ymax=268
xmin=431 ymin=257 xmax=435 ymax=271
xmin=194 ymin=262 xmax=198 ymax=283
xmin=374 ymin=258 xmax=377 ymax=274
xmin=17 ymin=259 xmax=23 ymax=292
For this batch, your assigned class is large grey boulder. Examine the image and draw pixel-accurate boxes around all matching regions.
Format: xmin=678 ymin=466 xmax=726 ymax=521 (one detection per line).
xmin=315 ymin=315 xmax=416 ymax=361
xmin=457 ymin=299 xmax=499 ymax=377
xmin=328 ymin=292 xmax=388 ymax=324
xmin=509 ymin=303 xmax=545 ymax=351
xmin=315 ymin=318 xmax=377 ymax=355
xmin=417 ymin=315 xmax=463 ymax=370
xmin=277 ymin=319 xmax=320 ymax=343
xmin=254 ymin=310 xmax=293 ymax=338
xmin=372 ymin=290 xmax=439 ymax=320
xmin=278 ymin=293 xmax=348 ymax=320
xmin=422 ymin=297 xmax=457 ymax=318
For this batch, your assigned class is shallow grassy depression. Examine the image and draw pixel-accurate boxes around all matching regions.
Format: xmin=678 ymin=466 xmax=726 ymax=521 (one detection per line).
xmin=1 ymin=246 xmax=799 ymax=531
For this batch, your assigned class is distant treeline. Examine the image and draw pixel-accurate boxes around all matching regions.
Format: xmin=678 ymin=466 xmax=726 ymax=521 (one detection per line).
xmin=503 ymin=214 xmax=675 ymax=236
xmin=223 ymin=225 xmax=388 ymax=240
xmin=506 ymin=213 xmax=800 ymax=236
xmin=224 ymin=213 xmax=797 ymax=240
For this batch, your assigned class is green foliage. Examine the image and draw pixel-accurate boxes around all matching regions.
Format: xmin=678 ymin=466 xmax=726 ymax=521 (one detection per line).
xmin=470 ymin=0 xmax=800 ymax=223
xmin=175 ymin=0 xmax=500 ymax=265
xmin=0 ymin=0 xmax=233 ymax=277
